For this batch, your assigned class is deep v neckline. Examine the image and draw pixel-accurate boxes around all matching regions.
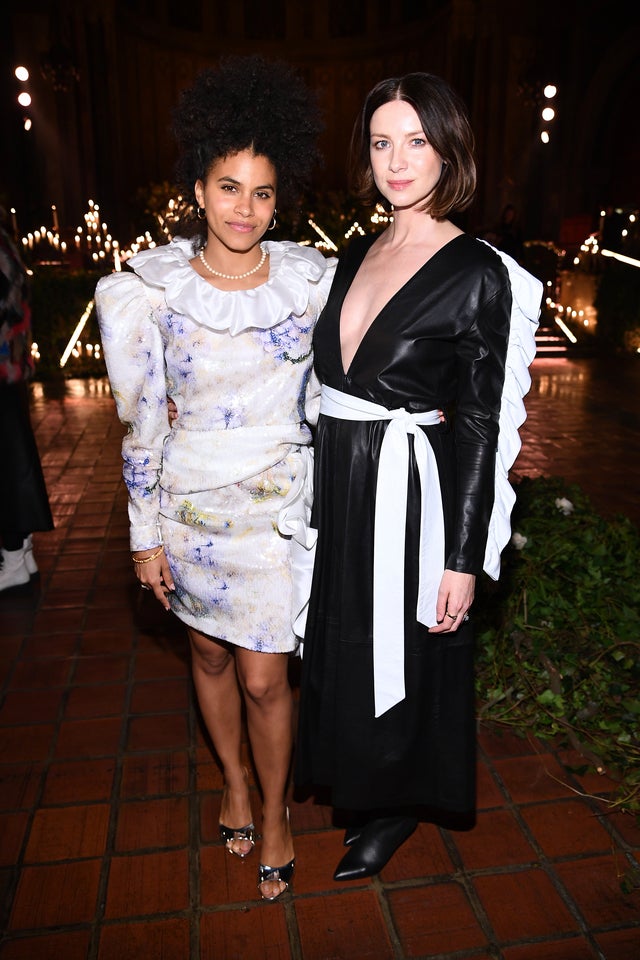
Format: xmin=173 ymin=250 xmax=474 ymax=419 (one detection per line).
xmin=338 ymin=233 xmax=464 ymax=377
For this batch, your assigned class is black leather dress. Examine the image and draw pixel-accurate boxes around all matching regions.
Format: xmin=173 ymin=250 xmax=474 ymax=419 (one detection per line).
xmin=295 ymin=233 xmax=512 ymax=816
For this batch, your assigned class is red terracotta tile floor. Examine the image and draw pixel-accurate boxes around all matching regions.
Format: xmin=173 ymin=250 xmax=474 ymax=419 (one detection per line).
xmin=1 ymin=356 xmax=639 ymax=959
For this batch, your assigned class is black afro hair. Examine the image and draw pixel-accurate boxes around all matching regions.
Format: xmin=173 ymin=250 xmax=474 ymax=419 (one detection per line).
xmin=172 ymin=54 xmax=323 ymax=210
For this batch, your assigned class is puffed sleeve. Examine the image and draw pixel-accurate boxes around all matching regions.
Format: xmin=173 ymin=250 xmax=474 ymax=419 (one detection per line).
xmin=94 ymin=271 xmax=170 ymax=551
xmin=305 ymin=255 xmax=337 ymax=427
xmin=447 ymin=244 xmax=542 ymax=577
xmin=315 ymin=255 xmax=338 ymax=307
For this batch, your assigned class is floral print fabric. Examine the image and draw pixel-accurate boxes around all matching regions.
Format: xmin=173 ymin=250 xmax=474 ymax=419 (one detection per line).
xmin=95 ymin=238 xmax=335 ymax=651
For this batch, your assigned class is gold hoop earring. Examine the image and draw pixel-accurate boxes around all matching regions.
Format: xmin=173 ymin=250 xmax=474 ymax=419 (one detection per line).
xmin=197 ymin=206 xmax=206 ymax=220
xmin=268 ymin=210 xmax=277 ymax=231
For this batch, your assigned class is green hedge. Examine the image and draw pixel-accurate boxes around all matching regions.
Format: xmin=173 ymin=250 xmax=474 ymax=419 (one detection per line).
xmin=475 ymin=475 xmax=640 ymax=816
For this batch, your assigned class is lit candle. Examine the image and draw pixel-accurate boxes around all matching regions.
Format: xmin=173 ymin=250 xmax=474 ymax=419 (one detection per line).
xmin=51 ymin=204 xmax=59 ymax=232
xmin=10 ymin=207 xmax=18 ymax=234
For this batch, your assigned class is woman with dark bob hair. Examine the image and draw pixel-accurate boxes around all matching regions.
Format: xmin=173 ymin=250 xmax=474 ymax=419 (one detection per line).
xmin=295 ymin=72 xmax=542 ymax=880
xmin=95 ymin=55 xmax=336 ymax=901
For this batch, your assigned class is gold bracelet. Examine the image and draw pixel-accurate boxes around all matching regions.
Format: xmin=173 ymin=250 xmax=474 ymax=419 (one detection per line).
xmin=132 ymin=546 xmax=164 ymax=564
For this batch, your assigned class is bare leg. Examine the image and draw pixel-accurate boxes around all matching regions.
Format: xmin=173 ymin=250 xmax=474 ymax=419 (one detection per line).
xmin=188 ymin=627 xmax=253 ymax=856
xmin=236 ymin=647 xmax=294 ymax=898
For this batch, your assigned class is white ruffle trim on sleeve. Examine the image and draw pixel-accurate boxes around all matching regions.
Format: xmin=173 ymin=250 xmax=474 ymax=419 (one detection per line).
xmin=127 ymin=238 xmax=334 ymax=335
xmin=276 ymin=445 xmax=317 ymax=641
xmin=481 ymin=242 xmax=543 ymax=580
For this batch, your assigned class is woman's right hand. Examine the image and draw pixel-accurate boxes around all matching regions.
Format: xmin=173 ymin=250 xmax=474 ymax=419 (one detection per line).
xmin=133 ymin=547 xmax=175 ymax=611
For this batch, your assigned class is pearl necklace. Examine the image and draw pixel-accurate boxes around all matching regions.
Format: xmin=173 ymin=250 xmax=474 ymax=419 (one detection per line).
xmin=199 ymin=245 xmax=267 ymax=280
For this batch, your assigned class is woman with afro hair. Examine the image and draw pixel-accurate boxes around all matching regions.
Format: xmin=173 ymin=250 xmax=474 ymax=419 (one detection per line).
xmin=95 ymin=55 xmax=336 ymax=901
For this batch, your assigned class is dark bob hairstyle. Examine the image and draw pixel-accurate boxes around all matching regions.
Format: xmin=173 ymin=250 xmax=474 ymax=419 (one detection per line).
xmin=349 ymin=72 xmax=476 ymax=220
xmin=172 ymin=55 xmax=323 ymax=211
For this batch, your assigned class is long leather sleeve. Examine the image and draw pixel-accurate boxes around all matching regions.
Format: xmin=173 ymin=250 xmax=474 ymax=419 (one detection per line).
xmin=447 ymin=283 xmax=511 ymax=573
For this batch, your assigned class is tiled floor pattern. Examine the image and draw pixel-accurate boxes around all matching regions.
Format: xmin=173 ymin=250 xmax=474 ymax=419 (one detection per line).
xmin=1 ymin=357 xmax=639 ymax=959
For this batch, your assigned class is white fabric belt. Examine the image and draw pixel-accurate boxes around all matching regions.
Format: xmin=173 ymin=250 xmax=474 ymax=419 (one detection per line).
xmin=319 ymin=384 xmax=444 ymax=717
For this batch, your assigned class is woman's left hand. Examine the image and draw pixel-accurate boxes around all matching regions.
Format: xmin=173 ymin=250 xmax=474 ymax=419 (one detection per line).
xmin=429 ymin=569 xmax=475 ymax=633
xmin=167 ymin=396 xmax=178 ymax=426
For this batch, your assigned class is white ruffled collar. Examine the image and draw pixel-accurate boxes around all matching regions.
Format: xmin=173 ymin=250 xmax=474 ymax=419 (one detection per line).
xmin=128 ymin=237 xmax=331 ymax=335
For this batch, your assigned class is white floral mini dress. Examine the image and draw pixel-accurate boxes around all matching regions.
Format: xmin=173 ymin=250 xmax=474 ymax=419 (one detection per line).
xmin=95 ymin=238 xmax=336 ymax=652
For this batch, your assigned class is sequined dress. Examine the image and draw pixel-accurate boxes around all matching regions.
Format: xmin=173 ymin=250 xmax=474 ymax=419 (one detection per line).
xmin=95 ymin=238 xmax=336 ymax=652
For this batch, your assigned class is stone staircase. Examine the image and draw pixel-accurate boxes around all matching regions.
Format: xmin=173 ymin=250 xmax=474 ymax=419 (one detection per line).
xmin=534 ymin=316 xmax=598 ymax=358
xmin=535 ymin=320 xmax=571 ymax=356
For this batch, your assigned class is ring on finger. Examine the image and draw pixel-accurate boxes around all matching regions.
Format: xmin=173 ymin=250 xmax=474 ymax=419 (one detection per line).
xmin=140 ymin=584 xmax=151 ymax=591
xmin=446 ymin=612 xmax=458 ymax=621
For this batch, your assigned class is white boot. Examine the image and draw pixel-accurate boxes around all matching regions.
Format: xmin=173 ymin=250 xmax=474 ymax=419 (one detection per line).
xmin=0 ymin=547 xmax=30 ymax=591
xmin=23 ymin=535 xmax=38 ymax=575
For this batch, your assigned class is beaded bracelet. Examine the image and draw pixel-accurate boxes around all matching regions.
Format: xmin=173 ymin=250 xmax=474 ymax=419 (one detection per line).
xmin=132 ymin=546 xmax=164 ymax=564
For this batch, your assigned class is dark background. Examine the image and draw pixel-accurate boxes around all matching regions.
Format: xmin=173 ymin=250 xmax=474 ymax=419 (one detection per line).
xmin=2 ymin=0 xmax=638 ymax=247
